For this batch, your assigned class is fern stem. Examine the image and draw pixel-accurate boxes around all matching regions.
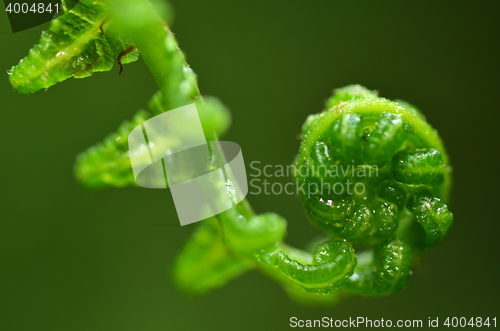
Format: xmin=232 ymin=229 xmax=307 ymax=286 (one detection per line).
xmin=102 ymin=0 xmax=201 ymax=109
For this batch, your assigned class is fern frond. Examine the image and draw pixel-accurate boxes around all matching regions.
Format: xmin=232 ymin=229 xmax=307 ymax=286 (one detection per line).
xmin=74 ymin=92 xmax=231 ymax=188
xmin=8 ymin=0 xmax=138 ymax=94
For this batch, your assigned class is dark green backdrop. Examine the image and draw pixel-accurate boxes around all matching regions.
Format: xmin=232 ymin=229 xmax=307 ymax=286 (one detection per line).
xmin=1 ymin=1 xmax=499 ymax=330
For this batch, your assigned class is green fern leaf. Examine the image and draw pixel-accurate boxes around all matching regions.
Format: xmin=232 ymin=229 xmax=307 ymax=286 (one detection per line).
xmin=74 ymin=109 xmax=151 ymax=188
xmin=74 ymin=92 xmax=231 ymax=188
xmin=8 ymin=0 xmax=138 ymax=94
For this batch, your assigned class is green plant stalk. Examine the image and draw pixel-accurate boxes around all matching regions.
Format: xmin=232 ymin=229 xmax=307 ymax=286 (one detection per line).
xmin=103 ymin=0 xmax=201 ymax=110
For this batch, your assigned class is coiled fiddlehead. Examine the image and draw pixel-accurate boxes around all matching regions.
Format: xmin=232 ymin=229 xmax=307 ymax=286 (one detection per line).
xmin=291 ymin=85 xmax=452 ymax=298
xmin=296 ymin=85 xmax=452 ymax=248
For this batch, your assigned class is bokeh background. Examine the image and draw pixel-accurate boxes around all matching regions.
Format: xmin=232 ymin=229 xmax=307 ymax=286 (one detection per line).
xmin=1 ymin=0 xmax=499 ymax=330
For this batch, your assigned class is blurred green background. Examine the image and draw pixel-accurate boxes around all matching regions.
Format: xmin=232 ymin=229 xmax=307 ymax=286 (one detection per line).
xmin=1 ymin=0 xmax=499 ymax=330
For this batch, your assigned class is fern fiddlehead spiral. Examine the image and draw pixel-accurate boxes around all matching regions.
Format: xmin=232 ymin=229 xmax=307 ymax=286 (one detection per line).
xmin=289 ymin=85 xmax=452 ymax=298
xmin=296 ymin=85 xmax=452 ymax=247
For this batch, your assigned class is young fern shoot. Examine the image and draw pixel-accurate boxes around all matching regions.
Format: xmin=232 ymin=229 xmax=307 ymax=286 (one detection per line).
xmin=8 ymin=0 xmax=453 ymax=305
xmin=174 ymin=85 xmax=452 ymax=304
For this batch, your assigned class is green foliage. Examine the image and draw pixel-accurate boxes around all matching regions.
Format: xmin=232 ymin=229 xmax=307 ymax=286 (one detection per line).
xmin=172 ymin=217 xmax=254 ymax=294
xmin=74 ymin=92 xmax=231 ymax=188
xmin=344 ymin=238 xmax=412 ymax=296
xmin=326 ymin=84 xmax=379 ymax=109
xmin=9 ymin=0 xmax=453 ymax=306
xmin=8 ymin=0 xmax=230 ymax=188
xmin=222 ymin=213 xmax=287 ymax=255
xmin=74 ymin=109 xmax=150 ymax=188
xmin=265 ymin=239 xmax=357 ymax=293
xmin=392 ymin=149 xmax=445 ymax=186
xmin=290 ymin=87 xmax=453 ymax=300
xmin=8 ymin=0 xmax=138 ymax=94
